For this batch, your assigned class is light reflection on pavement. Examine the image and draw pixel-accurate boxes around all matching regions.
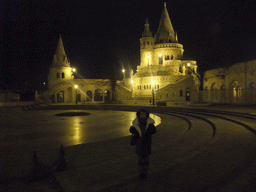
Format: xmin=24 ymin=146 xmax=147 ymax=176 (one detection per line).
xmin=0 ymin=109 xmax=161 ymax=149
xmin=66 ymin=111 xmax=161 ymax=146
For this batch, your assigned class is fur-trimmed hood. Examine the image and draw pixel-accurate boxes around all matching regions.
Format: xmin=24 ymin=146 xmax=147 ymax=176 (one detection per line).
xmin=132 ymin=117 xmax=155 ymax=137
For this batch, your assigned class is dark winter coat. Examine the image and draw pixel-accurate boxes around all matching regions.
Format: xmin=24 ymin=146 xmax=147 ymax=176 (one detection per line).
xmin=129 ymin=117 xmax=156 ymax=157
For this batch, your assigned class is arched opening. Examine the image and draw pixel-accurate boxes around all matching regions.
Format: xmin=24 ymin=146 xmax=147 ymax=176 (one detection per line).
xmin=57 ymin=91 xmax=64 ymax=103
xmin=179 ymin=65 xmax=183 ymax=73
xmin=86 ymin=90 xmax=92 ymax=101
xmin=76 ymin=94 xmax=81 ymax=102
xmin=230 ymin=81 xmax=238 ymax=103
xmin=180 ymin=90 xmax=183 ymax=97
xmin=220 ymin=85 xmax=226 ymax=103
xmin=186 ymin=91 xmax=190 ymax=101
xmin=210 ymin=83 xmax=218 ymax=102
xmin=94 ymin=89 xmax=103 ymax=101
xmin=237 ymin=86 xmax=242 ymax=98
xmin=104 ymin=90 xmax=111 ymax=101
xmin=159 ymin=55 xmax=163 ymax=64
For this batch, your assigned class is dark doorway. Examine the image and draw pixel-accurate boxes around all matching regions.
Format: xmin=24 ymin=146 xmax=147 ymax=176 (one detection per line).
xmin=57 ymin=91 xmax=64 ymax=103
xmin=104 ymin=90 xmax=110 ymax=101
xmin=86 ymin=90 xmax=92 ymax=101
xmin=186 ymin=91 xmax=190 ymax=101
xmin=94 ymin=89 xmax=103 ymax=101
xmin=77 ymin=94 xmax=81 ymax=102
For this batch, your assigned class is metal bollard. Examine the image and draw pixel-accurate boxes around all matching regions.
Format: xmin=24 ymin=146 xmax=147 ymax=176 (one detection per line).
xmin=24 ymin=151 xmax=52 ymax=182
xmin=55 ymin=145 xmax=68 ymax=172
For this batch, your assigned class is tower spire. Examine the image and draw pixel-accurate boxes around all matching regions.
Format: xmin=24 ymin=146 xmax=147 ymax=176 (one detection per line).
xmin=142 ymin=18 xmax=152 ymax=37
xmin=155 ymin=2 xmax=176 ymax=43
xmin=52 ymin=35 xmax=70 ymax=67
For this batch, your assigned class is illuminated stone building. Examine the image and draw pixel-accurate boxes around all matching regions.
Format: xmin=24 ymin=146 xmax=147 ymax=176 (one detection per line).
xmin=127 ymin=2 xmax=199 ymax=103
xmin=44 ymin=3 xmax=200 ymax=104
xmin=45 ymin=36 xmax=131 ymax=103
xmin=203 ymin=60 xmax=256 ymax=104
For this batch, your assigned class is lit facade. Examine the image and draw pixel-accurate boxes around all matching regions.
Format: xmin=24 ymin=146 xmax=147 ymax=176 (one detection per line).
xmin=43 ymin=3 xmax=200 ymax=104
xmin=203 ymin=60 xmax=256 ymax=104
xmin=127 ymin=3 xmax=199 ymax=103
xmin=43 ymin=36 xmax=130 ymax=103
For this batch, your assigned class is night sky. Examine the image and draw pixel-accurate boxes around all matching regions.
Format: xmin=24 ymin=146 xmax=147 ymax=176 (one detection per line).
xmin=1 ymin=0 xmax=256 ymax=91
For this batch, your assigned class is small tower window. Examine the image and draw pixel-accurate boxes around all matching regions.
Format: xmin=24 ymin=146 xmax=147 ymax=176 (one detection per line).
xmin=147 ymin=41 xmax=149 ymax=45
xmin=179 ymin=65 xmax=183 ymax=73
xmin=165 ymin=55 xmax=169 ymax=60
xmin=157 ymin=85 xmax=159 ymax=89
xmin=171 ymin=55 xmax=174 ymax=60
xmin=159 ymin=55 xmax=163 ymax=64
xmin=62 ymin=72 xmax=65 ymax=78
xmin=57 ymin=72 xmax=60 ymax=78
xmin=180 ymin=90 xmax=183 ymax=96
xmin=144 ymin=85 xmax=146 ymax=89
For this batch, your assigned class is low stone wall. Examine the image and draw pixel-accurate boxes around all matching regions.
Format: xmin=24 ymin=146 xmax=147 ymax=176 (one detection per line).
xmin=0 ymin=101 xmax=34 ymax=107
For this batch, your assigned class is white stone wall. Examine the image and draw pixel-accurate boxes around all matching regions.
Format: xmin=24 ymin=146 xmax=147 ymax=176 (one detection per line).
xmin=203 ymin=60 xmax=256 ymax=104
xmin=48 ymin=66 xmax=73 ymax=88
xmin=43 ymin=79 xmax=131 ymax=103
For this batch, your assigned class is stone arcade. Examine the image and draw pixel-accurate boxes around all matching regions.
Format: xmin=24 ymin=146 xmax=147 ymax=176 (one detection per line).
xmin=43 ymin=3 xmax=200 ymax=104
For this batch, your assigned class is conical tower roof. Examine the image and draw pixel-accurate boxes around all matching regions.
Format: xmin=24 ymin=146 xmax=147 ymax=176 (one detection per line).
xmin=142 ymin=18 xmax=152 ymax=37
xmin=155 ymin=2 xmax=176 ymax=44
xmin=51 ymin=35 xmax=70 ymax=67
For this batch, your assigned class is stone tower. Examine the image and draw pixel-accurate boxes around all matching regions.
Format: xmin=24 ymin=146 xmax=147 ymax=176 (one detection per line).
xmin=132 ymin=2 xmax=198 ymax=100
xmin=140 ymin=18 xmax=154 ymax=67
xmin=48 ymin=35 xmax=73 ymax=88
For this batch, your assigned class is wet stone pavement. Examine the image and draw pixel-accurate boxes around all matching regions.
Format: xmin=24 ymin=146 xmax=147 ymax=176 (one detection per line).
xmin=1 ymin=105 xmax=256 ymax=191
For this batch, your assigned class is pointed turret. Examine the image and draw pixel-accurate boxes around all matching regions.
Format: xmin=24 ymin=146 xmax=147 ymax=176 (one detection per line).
xmin=155 ymin=2 xmax=177 ymax=44
xmin=48 ymin=35 xmax=72 ymax=89
xmin=140 ymin=18 xmax=154 ymax=67
xmin=51 ymin=35 xmax=70 ymax=67
xmin=142 ymin=18 xmax=152 ymax=37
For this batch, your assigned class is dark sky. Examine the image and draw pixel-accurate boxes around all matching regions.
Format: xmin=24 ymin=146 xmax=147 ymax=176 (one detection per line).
xmin=1 ymin=0 xmax=256 ymax=90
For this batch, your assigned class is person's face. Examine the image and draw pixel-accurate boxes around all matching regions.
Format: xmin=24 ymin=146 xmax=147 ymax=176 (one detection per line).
xmin=140 ymin=111 xmax=147 ymax=119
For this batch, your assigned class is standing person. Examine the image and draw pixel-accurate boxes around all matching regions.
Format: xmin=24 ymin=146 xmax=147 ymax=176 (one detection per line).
xmin=129 ymin=109 xmax=156 ymax=179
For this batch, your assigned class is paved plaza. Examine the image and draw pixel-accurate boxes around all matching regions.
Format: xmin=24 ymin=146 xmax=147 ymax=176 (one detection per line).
xmin=1 ymin=104 xmax=256 ymax=191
